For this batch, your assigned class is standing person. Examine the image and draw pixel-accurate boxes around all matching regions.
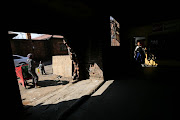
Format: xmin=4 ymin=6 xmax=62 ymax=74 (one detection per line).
xmin=39 ymin=61 xmax=46 ymax=75
xmin=134 ymin=42 xmax=144 ymax=64
xmin=27 ymin=53 xmax=39 ymax=88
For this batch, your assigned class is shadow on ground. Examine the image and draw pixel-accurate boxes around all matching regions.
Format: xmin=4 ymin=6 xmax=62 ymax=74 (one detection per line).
xmin=25 ymin=80 xmax=69 ymax=89
xmin=38 ymin=80 xmax=69 ymax=87
xmin=19 ymin=75 xmax=178 ymax=120
xmin=19 ymin=98 xmax=78 ymax=120
xmin=65 ymin=67 xmax=179 ymax=120
xmin=18 ymin=66 xmax=179 ymax=120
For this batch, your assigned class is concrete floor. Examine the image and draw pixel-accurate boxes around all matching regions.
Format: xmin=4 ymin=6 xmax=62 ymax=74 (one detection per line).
xmin=65 ymin=67 xmax=179 ymax=120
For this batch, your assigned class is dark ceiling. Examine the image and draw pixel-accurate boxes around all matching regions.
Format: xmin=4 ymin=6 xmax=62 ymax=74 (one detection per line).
xmin=8 ymin=0 xmax=180 ymax=34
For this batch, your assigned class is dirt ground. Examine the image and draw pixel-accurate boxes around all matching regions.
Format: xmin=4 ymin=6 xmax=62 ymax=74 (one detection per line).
xmin=17 ymin=62 xmax=104 ymax=120
xmin=18 ymin=63 xmax=103 ymax=108
xmin=18 ymin=64 xmax=73 ymax=106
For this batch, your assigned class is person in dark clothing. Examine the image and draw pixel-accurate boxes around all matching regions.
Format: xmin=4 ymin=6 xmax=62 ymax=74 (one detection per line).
xmin=38 ymin=61 xmax=46 ymax=75
xmin=27 ymin=53 xmax=39 ymax=88
xmin=134 ymin=42 xmax=145 ymax=64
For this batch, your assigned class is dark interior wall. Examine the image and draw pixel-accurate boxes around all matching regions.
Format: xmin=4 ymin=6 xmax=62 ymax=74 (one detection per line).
xmin=7 ymin=36 xmax=23 ymax=118
xmin=148 ymin=33 xmax=180 ymax=60
xmin=63 ymin=16 xmax=106 ymax=80
xmin=103 ymin=24 xmax=133 ymax=80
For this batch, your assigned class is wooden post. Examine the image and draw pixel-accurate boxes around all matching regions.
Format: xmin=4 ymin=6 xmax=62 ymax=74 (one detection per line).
xmin=26 ymin=33 xmax=31 ymax=39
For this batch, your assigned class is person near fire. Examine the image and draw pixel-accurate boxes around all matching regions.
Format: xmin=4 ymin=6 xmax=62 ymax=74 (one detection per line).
xmin=134 ymin=42 xmax=145 ymax=64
